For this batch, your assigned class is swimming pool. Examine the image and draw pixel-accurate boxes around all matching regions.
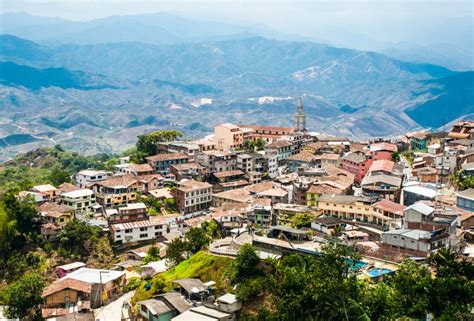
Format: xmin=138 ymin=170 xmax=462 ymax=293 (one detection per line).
xmin=366 ymin=267 xmax=393 ymax=277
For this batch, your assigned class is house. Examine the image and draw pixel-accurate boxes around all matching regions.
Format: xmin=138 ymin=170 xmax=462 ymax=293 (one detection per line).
xmin=212 ymin=181 xmax=280 ymax=207
xmin=402 ymin=184 xmax=438 ymax=206
xmin=342 ymin=152 xmax=372 ymax=185
xmin=136 ymin=295 xmax=191 ymax=321
xmin=341 ymin=230 xmax=370 ymax=243
xmin=448 ymin=120 xmax=474 ymax=139
xmin=62 ymin=268 xmax=125 ymax=308
xmin=214 ymin=123 xmax=244 ymax=150
xmin=110 ymin=217 xmax=170 ymax=244
xmin=196 ymin=150 xmax=237 ymax=174
xmin=239 ymin=124 xmax=294 ymax=143
xmin=41 ymin=279 xmax=92 ymax=318
xmin=148 ymin=188 xmax=174 ymax=201
xmin=172 ymin=179 xmax=213 ymax=214
xmin=246 ymin=171 xmax=262 ymax=184
xmin=146 ymin=153 xmax=190 ymax=174
xmin=211 ymin=209 xmax=244 ymax=230
xmin=248 ymin=198 xmax=273 ymax=227
xmin=265 ymin=141 xmax=292 ymax=163
xmin=408 ymin=131 xmax=428 ymax=151
xmin=456 ymin=189 xmax=474 ymax=212
xmin=30 ymin=184 xmax=58 ymax=202
xmin=157 ymin=141 xmax=201 ymax=158
xmin=284 ymin=151 xmax=319 ymax=172
xmin=141 ymin=260 xmax=169 ymax=278
xmin=116 ymin=163 xmax=155 ymax=176
xmin=18 ymin=190 xmax=48 ymax=203
xmin=59 ymin=189 xmax=96 ymax=214
xmin=367 ymin=142 xmax=397 ymax=161
xmin=311 ymin=217 xmax=344 ymax=235
xmin=361 ymin=174 xmax=402 ymax=202
xmin=215 ymin=293 xmax=242 ymax=314
xmin=212 ymin=170 xmax=246 ymax=184
xmin=57 ymin=182 xmax=81 ymax=195
xmin=170 ymin=163 xmax=205 ymax=181
xmin=91 ymin=174 xmax=139 ymax=208
xmin=104 ymin=202 xmax=148 ymax=224
xmin=317 ymin=153 xmax=342 ymax=167
xmin=172 ymin=279 xmax=213 ymax=302
xmin=38 ymin=203 xmax=75 ymax=241
xmin=171 ymin=306 xmax=232 ymax=321
xmin=56 ymin=262 xmax=86 ymax=278
xmin=75 ymin=170 xmax=112 ymax=188
xmin=381 ymin=202 xmax=459 ymax=257
xmin=137 ymin=174 xmax=164 ymax=193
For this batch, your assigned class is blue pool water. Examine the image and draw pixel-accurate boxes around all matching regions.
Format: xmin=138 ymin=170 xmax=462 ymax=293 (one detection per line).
xmin=345 ymin=259 xmax=367 ymax=270
xmin=366 ymin=267 xmax=393 ymax=277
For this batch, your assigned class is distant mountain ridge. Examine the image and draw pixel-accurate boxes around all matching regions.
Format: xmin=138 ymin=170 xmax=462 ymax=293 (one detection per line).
xmin=0 ymin=33 xmax=472 ymax=162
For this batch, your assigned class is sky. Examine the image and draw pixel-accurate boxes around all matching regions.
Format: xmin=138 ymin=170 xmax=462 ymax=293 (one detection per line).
xmin=1 ymin=0 xmax=473 ymax=47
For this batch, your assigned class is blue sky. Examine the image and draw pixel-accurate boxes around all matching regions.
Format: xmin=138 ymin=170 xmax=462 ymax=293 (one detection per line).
xmin=2 ymin=0 xmax=473 ymax=47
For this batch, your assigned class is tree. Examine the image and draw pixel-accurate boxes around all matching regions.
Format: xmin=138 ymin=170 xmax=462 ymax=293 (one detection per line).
xmin=3 ymin=272 xmax=45 ymax=320
xmin=232 ymin=244 xmax=260 ymax=282
xmin=254 ymin=138 xmax=266 ymax=151
xmin=391 ymin=151 xmax=400 ymax=162
xmin=58 ymin=220 xmax=100 ymax=257
xmin=136 ymin=130 xmax=183 ymax=158
xmin=361 ymin=282 xmax=400 ymax=320
xmin=389 ymin=259 xmax=431 ymax=318
xmin=48 ymin=164 xmax=71 ymax=186
xmin=185 ymin=227 xmax=210 ymax=254
xmin=201 ymin=219 xmax=222 ymax=239
xmin=426 ymin=249 xmax=474 ymax=318
xmin=165 ymin=238 xmax=189 ymax=266
xmin=143 ymin=245 xmax=161 ymax=264
xmin=0 ymin=205 xmax=17 ymax=258
xmin=291 ymin=212 xmax=314 ymax=229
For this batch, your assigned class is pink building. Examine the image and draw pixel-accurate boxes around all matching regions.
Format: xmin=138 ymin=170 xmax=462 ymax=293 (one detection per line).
xmin=368 ymin=142 xmax=397 ymax=161
xmin=342 ymin=152 xmax=373 ymax=185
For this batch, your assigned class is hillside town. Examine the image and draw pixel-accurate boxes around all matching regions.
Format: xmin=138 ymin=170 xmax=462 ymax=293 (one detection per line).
xmin=2 ymin=97 xmax=474 ymax=320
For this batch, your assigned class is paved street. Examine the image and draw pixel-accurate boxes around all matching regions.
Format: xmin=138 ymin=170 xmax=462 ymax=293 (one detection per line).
xmin=94 ymin=291 xmax=134 ymax=321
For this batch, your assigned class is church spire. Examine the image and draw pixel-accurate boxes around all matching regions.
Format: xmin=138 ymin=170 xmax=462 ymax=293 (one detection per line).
xmin=295 ymin=95 xmax=306 ymax=132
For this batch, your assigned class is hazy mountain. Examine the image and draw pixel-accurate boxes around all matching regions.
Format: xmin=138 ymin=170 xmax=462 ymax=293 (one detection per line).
xmin=0 ymin=34 xmax=472 ymax=161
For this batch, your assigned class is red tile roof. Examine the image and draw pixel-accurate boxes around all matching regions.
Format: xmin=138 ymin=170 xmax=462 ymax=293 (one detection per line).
xmin=373 ymin=199 xmax=406 ymax=215
xmin=369 ymin=160 xmax=394 ymax=173
xmin=42 ymin=278 xmax=92 ymax=297
xmin=146 ymin=153 xmax=189 ymax=162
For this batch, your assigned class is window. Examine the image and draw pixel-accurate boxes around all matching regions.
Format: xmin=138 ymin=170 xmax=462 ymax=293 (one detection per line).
xmin=139 ymin=233 xmax=148 ymax=238
xmin=125 ymin=229 xmax=132 ymax=233
xmin=140 ymin=227 xmax=148 ymax=231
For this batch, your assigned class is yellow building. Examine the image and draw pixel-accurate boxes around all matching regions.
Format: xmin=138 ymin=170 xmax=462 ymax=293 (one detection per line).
xmin=91 ymin=174 xmax=139 ymax=208
xmin=37 ymin=202 xmax=75 ymax=241
xmin=316 ymin=194 xmax=405 ymax=229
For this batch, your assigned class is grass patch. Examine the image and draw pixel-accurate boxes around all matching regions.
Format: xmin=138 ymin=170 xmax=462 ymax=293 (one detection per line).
xmin=131 ymin=251 xmax=233 ymax=304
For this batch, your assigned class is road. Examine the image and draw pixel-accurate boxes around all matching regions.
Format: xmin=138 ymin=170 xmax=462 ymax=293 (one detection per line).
xmin=94 ymin=291 xmax=134 ymax=321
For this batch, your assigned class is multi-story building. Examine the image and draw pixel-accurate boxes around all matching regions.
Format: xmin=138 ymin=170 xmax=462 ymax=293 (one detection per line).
xmin=361 ymin=160 xmax=403 ymax=202
xmin=284 ymin=151 xmax=319 ymax=172
xmin=381 ymin=202 xmax=458 ymax=257
xmin=448 ymin=120 xmax=474 ymax=140
xmin=239 ymin=125 xmax=294 ymax=144
xmin=59 ymin=189 xmax=96 ymax=214
xmin=342 ymin=152 xmax=372 ymax=185
xmin=281 ymin=132 xmax=305 ymax=155
xmin=172 ymin=179 xmax=213 ymax=214
xmin=146 ymin=153 xmax=190 ymax=174
xmin=248 ymin=198 xmax=273 ymax=227
xmin=115 ymin=163 xmax=154 ymax=176
xmin=315 ymin=194 xmax=403 ymax=229
xmin=265 ymin=141 xmax=292 ymax=164
xmin=214 ymin=123 xmax=244 ymax=150
xmin=91 ymin=174 xmax=139 ymax=208
xmin=273 ymin=203 xmax=315 ymax=226
xmin=30 ymin=184 xmax=58 ymax=202
xmin=104 ymin=202 xmax=148 ymax=224
xmin=75 ymin=170 xmax=112 ymax=188
xmin=196 ymin=150 xmax=237 ymax=174
xmin=38 ymin=203 xmax=75 ymax=241
xmin=456 ymin=189 xmax=474 ymax=212
xmin=367 ymin=142 xmax=397 ymax=161
xmin=156 ymin=141 xmax=200 ymax=158
xmin=169 ymin=163 xmax=205 ymax=181
xmin=110 ymin=216 xmax=171 ymax=244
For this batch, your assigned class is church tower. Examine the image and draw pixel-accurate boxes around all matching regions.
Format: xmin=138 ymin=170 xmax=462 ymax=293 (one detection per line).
xmin=294 ymin=96 xmax=306 ymax=132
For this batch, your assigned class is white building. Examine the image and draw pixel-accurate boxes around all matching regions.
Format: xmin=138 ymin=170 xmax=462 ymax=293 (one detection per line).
xmin=110 ymin=217 xmax=173 ymax=244
xmin=59 ymin=189 xmax=97 ymax=213
xmin=75 ymin=169 xmax=112 ymax=188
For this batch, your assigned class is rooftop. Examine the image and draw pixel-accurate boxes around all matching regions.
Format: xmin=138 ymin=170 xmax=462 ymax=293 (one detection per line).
xmin=31 ymin=184 xmax=57 ymax=192
xmin=406 ymin=202 xmax=435 ymax=216
xmin=37 ymin=202 xmax=74 ymax=218
xmin=177 ymin=179 xmax=212 ymax=192
xmin=110 ymin=217 xmax=169 ymax=231
xmin=95 ymin=174 xmax=137 ymax=188
xmin=457 ymin=188 xmax=474 ymax=200
xmin=62 ymin=268 xmax=124 ymax=284
xmin=56 ymin=262 xmax=86 ymax=271
xmin=403 ymin=185 xmax=438 ymax=198
xmin=373 ymin=199 xmax=406 ymax=215
xmin=267 ymin=141 xmax=292 ymax=148
xmin=128 ymin=163 xmax=154 ymax=172
xmin=343 ymin=153 xmax=367 ymax=164
xmin=370 ymin=142 xmax=397 ymax=152
xmin=136 ymin=299 xmax=173 ymax=316
xmin=213 ymin=170 xmax=245 ymax=178
xmin=42 ymin=278 xmax=91 ymax=297
xmin=285 ymin=151 xmax=319 ymax=162
xmin=146 ymin=153 xmax=189 ymax=162
xmin=61 ymin=189 xmax=94 ymax=198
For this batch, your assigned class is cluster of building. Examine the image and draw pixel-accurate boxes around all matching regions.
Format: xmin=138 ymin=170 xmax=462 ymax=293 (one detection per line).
xmin=25 ymin=98 xmax=474 ymax=319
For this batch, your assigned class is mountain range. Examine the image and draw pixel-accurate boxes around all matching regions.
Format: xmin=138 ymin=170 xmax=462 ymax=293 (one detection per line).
xmin=0 ymin=14 xmax=473 ymax=162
